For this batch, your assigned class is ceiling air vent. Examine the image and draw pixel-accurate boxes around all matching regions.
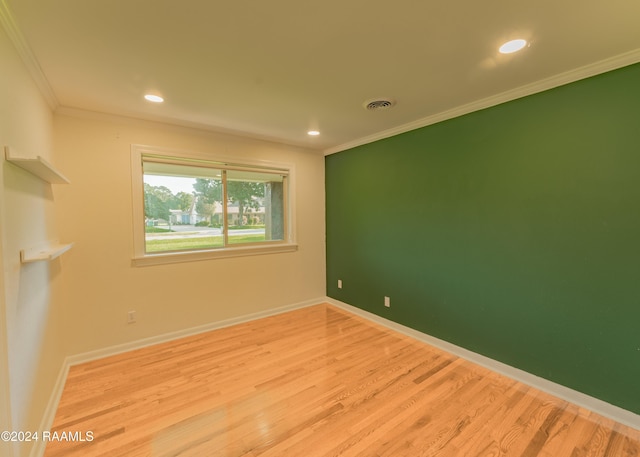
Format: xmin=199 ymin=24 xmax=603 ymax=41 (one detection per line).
xmin=364 ymin=98 xmax=396 ymax=111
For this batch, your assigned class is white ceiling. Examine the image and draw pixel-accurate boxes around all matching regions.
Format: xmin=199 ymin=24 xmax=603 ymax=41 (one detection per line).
xmin=4 ymin=0 xmax=640 ymax=154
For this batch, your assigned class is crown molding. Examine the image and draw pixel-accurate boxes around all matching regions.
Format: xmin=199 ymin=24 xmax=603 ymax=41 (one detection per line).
xmin=0 ymin=0 xmax=59 ymax=110
xmin=55 ymin=106 xmax=324 ymax=154
xmin=324 ymin=48 xmax=640 ymax=156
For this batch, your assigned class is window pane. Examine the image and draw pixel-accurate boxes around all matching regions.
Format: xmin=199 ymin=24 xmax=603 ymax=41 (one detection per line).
xmin=143 ymin=162 xmax=223 ymax=253
xmin=226 ymin=170 xmax=285 ymax=245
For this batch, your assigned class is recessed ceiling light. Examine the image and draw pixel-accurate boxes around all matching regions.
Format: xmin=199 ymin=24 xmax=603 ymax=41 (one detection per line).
xmin=499 ymin=39 xmax=527 ymax=54
xmin=144 ymin=94 xmax=164 ymax=103
xmin=307 ymin=130 xmax=320 ymax=136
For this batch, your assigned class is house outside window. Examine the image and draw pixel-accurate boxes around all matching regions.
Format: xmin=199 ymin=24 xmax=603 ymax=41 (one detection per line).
xmin=131 ymin=145 xmax=296 ymax=265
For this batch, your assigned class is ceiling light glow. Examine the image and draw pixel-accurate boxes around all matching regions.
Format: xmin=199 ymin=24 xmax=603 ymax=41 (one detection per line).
xmin=499 ymin=39 xmax=527 ymax=54
xmin=307 ymin=130 xmax=320 ymax=136
xmin=144 ymin=94 xmax=164 ymax=103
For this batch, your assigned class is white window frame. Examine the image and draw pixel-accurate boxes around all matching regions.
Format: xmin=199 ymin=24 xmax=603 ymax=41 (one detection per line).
xmin=131 ymin=144 xmax=297 ymax=266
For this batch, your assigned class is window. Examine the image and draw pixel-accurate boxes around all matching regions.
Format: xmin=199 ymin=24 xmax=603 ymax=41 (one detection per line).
xmin=131 ymin=145 xmax=296 ymax=265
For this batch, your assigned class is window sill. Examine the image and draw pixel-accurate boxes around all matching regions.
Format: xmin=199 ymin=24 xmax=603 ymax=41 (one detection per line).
xmin=132 ymin=243 xmax=298 ymax=267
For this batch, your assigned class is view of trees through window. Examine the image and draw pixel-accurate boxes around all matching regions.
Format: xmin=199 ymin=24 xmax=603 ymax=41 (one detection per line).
xmin=143 ymin=162 xmax=286 ymax=253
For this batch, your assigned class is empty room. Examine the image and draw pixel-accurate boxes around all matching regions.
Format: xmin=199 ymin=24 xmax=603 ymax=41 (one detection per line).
xmin=1 ymin=1 xmax=639 ymax=456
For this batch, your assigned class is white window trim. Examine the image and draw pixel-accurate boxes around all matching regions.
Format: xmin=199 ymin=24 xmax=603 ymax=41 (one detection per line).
xmin=130 ymin=144 xmax=297 ymax=266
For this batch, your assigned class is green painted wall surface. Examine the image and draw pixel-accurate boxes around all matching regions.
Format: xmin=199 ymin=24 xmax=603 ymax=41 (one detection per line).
xmin=325 ymin=63 xmax=640 ymax=414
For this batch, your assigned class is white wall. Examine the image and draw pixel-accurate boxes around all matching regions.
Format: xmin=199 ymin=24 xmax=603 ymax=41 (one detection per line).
xmin=2 ymin=17 xmax=325 ymax=457
xmin=0 ymin=25 xmax=66 ymax=457
xmin=54 ymin=111 xmax=326 ymax=357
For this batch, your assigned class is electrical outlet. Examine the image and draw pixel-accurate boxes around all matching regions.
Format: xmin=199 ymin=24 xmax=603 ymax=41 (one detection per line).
xmin=127 ymin=310 xmax=137 ymax=324
xmin=384 ymin=296 xmax=390 ymax=308
xmin=338 ymin=279 xmax=343 ymax=289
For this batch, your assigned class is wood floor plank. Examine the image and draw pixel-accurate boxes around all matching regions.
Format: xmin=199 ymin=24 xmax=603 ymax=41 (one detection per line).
xmin=44 ymin=304 xmax=640 ymax=457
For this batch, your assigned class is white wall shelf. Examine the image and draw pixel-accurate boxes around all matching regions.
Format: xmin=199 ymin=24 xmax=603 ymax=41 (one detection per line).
xmin=20 ymin=243 xmax=73 ymax=264
xmin=4 ymin=146 xmax=70 ymax=184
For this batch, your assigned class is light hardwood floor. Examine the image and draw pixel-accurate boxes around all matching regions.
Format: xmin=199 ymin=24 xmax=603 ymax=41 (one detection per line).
xmin=45 ymin=304 xmax=639 ymax=456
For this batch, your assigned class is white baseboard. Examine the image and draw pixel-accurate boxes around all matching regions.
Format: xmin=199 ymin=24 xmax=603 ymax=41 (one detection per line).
xmin=65 ymin=297 xmax=323 ymax=367
xmin=326 ymin=297 xmax=640 ymax=431
xmin=33 ymin=295 xmax=638 ymax=457
xmin=31 ymin=297 xmax=323 ymax=457
xmin=29 ymin=362 xmax=70 ymax=457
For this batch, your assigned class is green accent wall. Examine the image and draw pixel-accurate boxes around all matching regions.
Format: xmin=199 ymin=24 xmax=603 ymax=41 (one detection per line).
xmin=325 ymin=63 xmax=640 ymax=414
